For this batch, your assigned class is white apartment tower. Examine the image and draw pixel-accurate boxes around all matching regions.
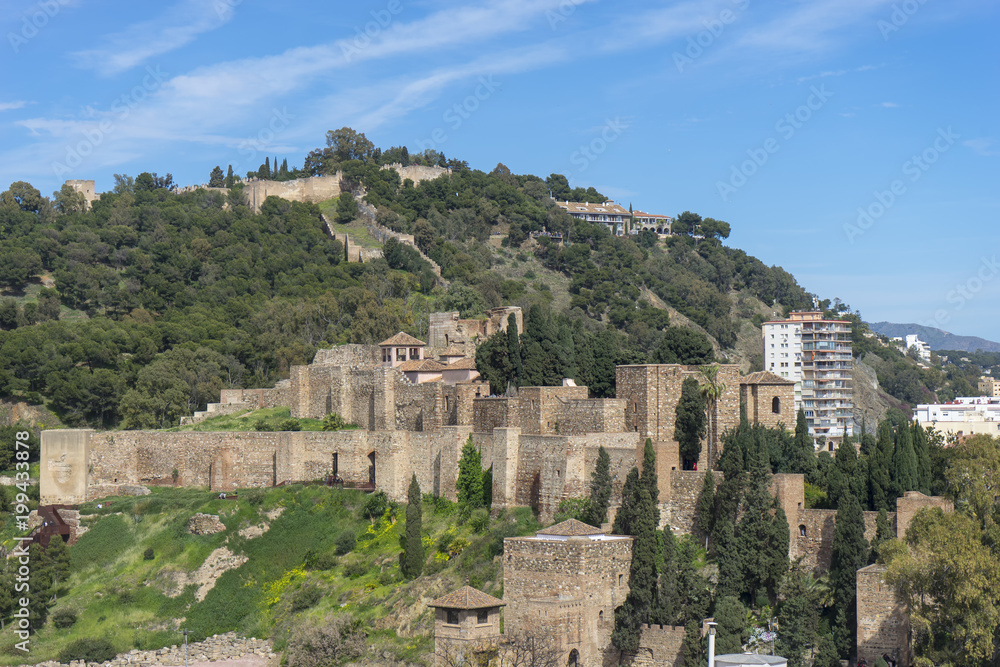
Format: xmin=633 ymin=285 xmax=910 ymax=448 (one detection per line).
xmin=763 ymin=311 xmax=853 ymax=449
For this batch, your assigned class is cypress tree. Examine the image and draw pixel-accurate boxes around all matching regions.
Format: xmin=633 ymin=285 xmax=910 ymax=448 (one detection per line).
xmin=263 ymin=157 xmax=271 ymax=178
xmin=769 ymin=502 xmax=790 ymax=597
xmin=814 ymin=634 xmax=841 ymax=667
xmin=714 ymin=595 xmax=747 ymax=655
xmin=400 ymin=474 xmax=424 ymax=578
xmin=714 ymin=515 xmax=742 ymax=599
xmin=776 ymin=564 xmax=818 ymax=667
xmin=868 ymin=508 xmax=893 ymax=563
xmin=737 ymin=442 xmax=775 ymax=600
xmin=891 ymin=422 xmax=918 ymax=498
xmin=695 ymin=470 xmax=715 ymax=549
xmin=651 ymin=525 xmax=678 ymax=626
xmin=713 ymin=426 xmax=746 ymax=556
xmin=682 ymin=621 xmax=704 ymax=667
xmin=481 ymin=465 xmax=493 ymax=509
xmin=585 ymin=446 xmax=612 ymax=527
xmin=868 ymin=422 xmax=893 ymax=512
xmin=792 ymin=408 xmax=817 ymax=481
xmin=612 ymin=483 xmax=657 ymax=653
xmin=506 ymin=314 xmax=523 ymax=390
xmin=830 ymin=491 xmax=868 ymax=660
xmin=612 ymin=468 xmax=640 ymax=537
xmin=641 ymin=438 xmax=659 ymax=509
xmin=281 ymin=158 xmax=289 ymax=175
xmin=675 ymin=377 xmax=706 ymax=468
xmin=456 ymin=436 xmax=483 ymax=510
xmin=911 ymin=421 xmax=931 ymax=494
xmin=225 ymin=164 xmax=234 ymax=188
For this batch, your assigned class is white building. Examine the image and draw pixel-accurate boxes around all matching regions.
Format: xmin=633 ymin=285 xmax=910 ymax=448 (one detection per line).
xmin=763 ymin=311 xmax=853 ymax=449
xmin=903 ymin=334 xmax=931 ymax=362
xmin=913 ymin=396 xmax=1000 ymax=438
xmin=554 ymin=200 xmax=631 ymax=236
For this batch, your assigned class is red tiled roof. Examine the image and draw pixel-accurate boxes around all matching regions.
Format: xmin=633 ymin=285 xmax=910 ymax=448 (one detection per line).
xmin=538 ymin=518 xmax=605 ymax=536
xmin=443 ymin=358 xmax=478 ymax=370
xmin=398 ymin=359 xmax=445 ymax=372
xmin=429 ymin=586 xmax=505 ymax=609
xmin=740 ymin=371 xmax=794 ymax=385
xmin=379 ymin=332 xmax=427 ymax=347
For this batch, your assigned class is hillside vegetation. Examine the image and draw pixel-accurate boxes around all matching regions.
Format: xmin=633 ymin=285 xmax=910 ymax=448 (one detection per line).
xmin=0 ymin=484 xmax=537 ymax=665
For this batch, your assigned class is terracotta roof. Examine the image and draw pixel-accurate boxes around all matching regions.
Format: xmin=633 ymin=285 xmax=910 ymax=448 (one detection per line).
xmin=538 ymin=518 xmax=605 ymax=536
xmin=429 ymin=586 xmax=505 ymax=609
xmin=398 ymin=359 xmax=446 ymax=372
xmin=439 ymin=346 xmax=467 ymax=357
xmin=379 ymin=332 xmax=427 ymax=347
xmin=632 ymin=210 xmax=671 ymax=220
xmin=443 ymin=358 xmax=478 ymax=370
xmin=740 ymin=371 xmax=794 ymax=385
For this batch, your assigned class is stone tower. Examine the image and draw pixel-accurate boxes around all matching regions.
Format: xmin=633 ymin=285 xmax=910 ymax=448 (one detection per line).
xmin=429 ymin=586 xmax=504 ymax=666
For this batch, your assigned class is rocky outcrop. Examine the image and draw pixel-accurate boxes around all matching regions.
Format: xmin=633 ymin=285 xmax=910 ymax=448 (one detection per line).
xmin=187 ymin=513 xmax=226 ymax=535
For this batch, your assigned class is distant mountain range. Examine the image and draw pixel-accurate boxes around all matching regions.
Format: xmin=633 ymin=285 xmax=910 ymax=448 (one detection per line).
xmin=868 ymin=321 xmax=1000 ymax=353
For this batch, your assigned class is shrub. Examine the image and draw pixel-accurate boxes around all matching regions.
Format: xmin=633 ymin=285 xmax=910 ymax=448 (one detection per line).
xmin=58 ymin=638 xmax=117 ymax=663
xmin=469 ymin=508 xmax=490 ymax=533
xmin=343 ymin=557 xmax=372 ymax=579
xmin=278 ymin=418 xmax=301 ymax=432
xmin=253 ymin=418 xmax=272 ymax=431
xmin=360 ymin=491 xmax=389 ymax=522
xmin=335 ymin=531 xmax=356 ymax=556
xmin=304 ymin=549 xmax=337 ymax=571
xmin=51 ymin=609 xmax=77 ymax=629
xmin=286 ymin=616 xmax=367 ymax=667
xmin=290 ymin=583 xmax=323 ymax=612
xmin=143 ymin=547 xmax=155 ymax=561
xmin=243 ymin=488 xmax=265 ymax=506
xmin=322 ymin=413 xmax=347 ymax=431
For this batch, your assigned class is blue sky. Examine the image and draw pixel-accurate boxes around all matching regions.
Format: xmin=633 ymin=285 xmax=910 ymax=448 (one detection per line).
xmin=2 ymin=0 xmax=998 ymax=340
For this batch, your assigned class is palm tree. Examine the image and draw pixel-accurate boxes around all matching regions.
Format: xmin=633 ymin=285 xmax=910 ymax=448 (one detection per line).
xmin=699 ymin=364 xmax=726 ymax=468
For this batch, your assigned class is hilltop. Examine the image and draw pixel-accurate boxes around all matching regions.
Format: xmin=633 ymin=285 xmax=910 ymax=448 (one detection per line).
xmin=868 ymin=321 xmax=1000 ymax=353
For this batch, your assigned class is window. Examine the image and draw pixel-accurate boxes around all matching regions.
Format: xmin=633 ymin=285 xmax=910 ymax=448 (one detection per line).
xmin=447 ymin=610 xmax=459 ymax=625
xmin=799 ymin=524 xmax=807 ymax=537
xmin=772 ymin=397 xmax=781 ymax=414
xmin=478 ymin=609 xmax=489 ymax=624
xmin=618 ymin=574 xmax=623 ymax=586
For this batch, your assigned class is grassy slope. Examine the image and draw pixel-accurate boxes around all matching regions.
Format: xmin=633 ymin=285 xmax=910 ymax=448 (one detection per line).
xmin=0 ymin=485 xmax=538 ymax=665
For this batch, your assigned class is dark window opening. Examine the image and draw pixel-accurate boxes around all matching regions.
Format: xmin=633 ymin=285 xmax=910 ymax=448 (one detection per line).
xmin=447 ymin=610 xmax=459 ymax=625
xmin=477 ymin=609 xmax=489 ymax=624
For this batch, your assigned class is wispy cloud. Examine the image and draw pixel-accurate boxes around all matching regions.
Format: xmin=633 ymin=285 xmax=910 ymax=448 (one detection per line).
xmin=71 ymin=0 xmax=237 ymax=76
xmin=732 ymin=0 xmax=896 ymax=53
xmin=0 ymin=101 xmax=27 ymax=111
xmin=877 ymin=101 xmax=898 ymax=107
xmin=796 ymin=63 xmax=883 ymax=83
xmin=964 ymin=137 xmax=1000 ymax=157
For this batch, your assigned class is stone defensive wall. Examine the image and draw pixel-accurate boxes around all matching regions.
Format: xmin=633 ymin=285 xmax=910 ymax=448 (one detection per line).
xmin=634 ymin=625 xmax=686 ymax=667
xmin=857 ymin=564 xmax=909 ymax=667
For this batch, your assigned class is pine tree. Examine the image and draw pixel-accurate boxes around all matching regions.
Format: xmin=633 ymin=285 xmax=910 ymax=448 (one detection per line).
xmin=814 ymin=634 xmax=841 ymax=667
xmin=675 ymin=377 xmax=706 ymax=468
xmin=506 ymin=314 xmax=523 ymax=390
xmin=208 ymin=165 xmax=225 ymax=187
xmin=225 ymin=164 xmax=235 ymax=188
xmin=891 ymin=422 xmax=918 ymax=498
xmin=456 ymin=436 xmax=483 ymax=510
xmin=829 ymin=491 xmax=868 ymax=661
xmin=400 ymin=474 xmax=424 ymax=578
xmin=911 ymin=421 xmax=931 ymax=494
xmin=695 ymin=470 xmax=715 ymax=549
xmin=585 ymin=446 xmax=612 ymax=527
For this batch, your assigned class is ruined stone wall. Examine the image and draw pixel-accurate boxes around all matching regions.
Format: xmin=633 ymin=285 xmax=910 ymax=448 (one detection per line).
xmin=896 ymin=491 xmax=953 ymax=538
xmin=384 ymin=163 xmax=451 ymax=185
xmin=503 ymin=536 xmax=632 ymax=667
xmin=453 ymin=383 xmax=488 ymax=426
xmin=312 ymin=344 xmax=380 ymax=367
xmin=243 ymin=175 xmax=342 ymax=212
xmin=792 ymin=508 xmax=898 ymax=573
xmin=635 ymin=625 xmax=686 ymax=667
xmin=218 ymin=387 xmax=289 ymax=410
xmin=857 ymin=565 xmax=909 ymax=667
xmin=473 ymin=398 xmax=511 ymax=434
xmin=555 ymin=398 xmax=625 ymax=435
xmin=662 ymin=470 xmax=715 ymax=534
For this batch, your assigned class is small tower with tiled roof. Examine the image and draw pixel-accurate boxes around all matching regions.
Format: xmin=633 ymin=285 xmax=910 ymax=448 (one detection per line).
xmin=429 ymin=586 xmax=504 ymax=666
xmin=378 ymin=332 xmax=426 ymax=368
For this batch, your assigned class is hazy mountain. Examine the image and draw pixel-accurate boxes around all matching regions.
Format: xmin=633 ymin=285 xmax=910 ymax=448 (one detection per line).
xmin=868 ymin=321 xmax=1000 ymax=353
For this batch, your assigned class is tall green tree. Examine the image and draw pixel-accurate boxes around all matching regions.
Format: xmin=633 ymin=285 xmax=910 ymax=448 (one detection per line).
xmin=225 ymin=165 xmax=235 ymax=188
xmin=698 ymin=364 xmax=726 ymax=466
xmin=585 ymin=446 xmax=612 ymax=527
xmin=641 ymin=438 xmax=659 ymax=508
xmin=456 ymin=436 xmax=484 ymax=510
xmin=829 ymin=490 xmax=868 ymax=661
xmin=775 ymin=564 xmax=819 ymax=667
xmin=506 ymin=313 xmax=523 ymax=390
xmin=911 ymin=421 xmax=931 ymax=494
xmin=695 ymin=470 xmax=715 ymax=549
xmin=891 ymin=422 xmax=918 ymax=498
xmin=675 ymin=377 xmax=707 ymax=468
xmin=714 ymin=595 xmax=747 ymax=655
xmin=335 ymin=192 xmax=358 ymax=223
xmin=400 ymin=474 xmax=424 ymax=578
xmin=868 ymin=422 xmax=894 ymax=512
xmin=208 ymin=166 xmax=225 ymax=187
xmin=651 ymin=525 xmax=678 ymax=626
xmin=789 ymin=408 xmax=817 ymax=480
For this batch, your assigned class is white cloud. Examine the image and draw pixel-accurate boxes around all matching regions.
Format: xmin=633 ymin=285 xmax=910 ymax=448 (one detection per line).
xmin=0 ymin=101 xmax=27 ymax=111
xmin=877 ymin=101 xmax=898 ymax=107
xmin=72 ymin=0 xmax=237 ymax=76
xmin=964 ymin=137 xmax=1000 ymax=157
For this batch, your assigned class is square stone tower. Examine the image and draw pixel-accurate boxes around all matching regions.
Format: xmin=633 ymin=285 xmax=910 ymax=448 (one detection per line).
xmin=503 ymin=518 xmax=632 ymax=666
xmin=429 ymin=586 xmax=504 ymax=666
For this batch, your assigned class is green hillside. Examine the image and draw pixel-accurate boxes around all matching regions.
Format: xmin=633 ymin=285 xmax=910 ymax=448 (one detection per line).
xmin=0 ymin=484 xmax=536 ymax=665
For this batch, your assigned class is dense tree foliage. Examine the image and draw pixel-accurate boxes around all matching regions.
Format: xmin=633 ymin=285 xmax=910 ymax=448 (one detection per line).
xmin=400 ymin=474 xmax=424 ymax=579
